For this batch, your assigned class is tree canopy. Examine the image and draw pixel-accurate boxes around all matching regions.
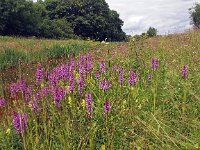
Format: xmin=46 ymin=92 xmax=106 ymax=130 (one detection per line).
xmin=0 ymin=0 xmax=126 ymax=41
xmin=147 ymin=27 xmax=157 ymax=37
xmin=190 ymin=3 xmax=200 ymax=29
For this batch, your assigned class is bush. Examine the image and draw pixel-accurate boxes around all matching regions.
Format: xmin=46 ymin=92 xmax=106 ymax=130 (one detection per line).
xmin=147 ymin=27 xmax=157 ymax=37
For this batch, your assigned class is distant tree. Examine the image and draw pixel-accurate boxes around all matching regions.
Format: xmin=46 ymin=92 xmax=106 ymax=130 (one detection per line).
xmin=0 ymin=0 xmax=126 ymax=40
xmin=44 ymin=0 xmax=126 ymax=41
xmin=0 ymin=0 xmax=41 ymax=36
xmin=39 ymin=18 xmax=75 ymax=38
xmin=147 ymin=27 xmax=157 ymax=37
xmin=189 ymin=3 xmax=200 ymax=28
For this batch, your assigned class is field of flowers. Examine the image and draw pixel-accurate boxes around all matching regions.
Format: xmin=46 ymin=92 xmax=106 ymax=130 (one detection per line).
xmin=0 ymin=31 xmax=200 ymax=149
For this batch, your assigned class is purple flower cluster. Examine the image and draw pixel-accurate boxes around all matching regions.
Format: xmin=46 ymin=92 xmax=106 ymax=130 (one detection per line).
xmin=10 ymin=80 xmax=32 ymax=103
xmin=78 ymin=53 xmax=93 ymax=75
xmin=10 ymin=80 xmax=26 ymax=98
xmin=148 ymin=74 xmax=153 ymax=81
xmin=41 ymin=87 xmax=49 ymax=97
xmin=104 ymin=99 xmax=111 ymax=114
xmin=99 ymin=78 xmax=112 ymax=91
xmin=69 ymin=73 xmax=75 ymax=92
xmin=151 ymin=58 xmax=159 ymax=70
xmin=95 ymin=71 xmax=100 ymax=79
xmin=13 ymin=112 xmax=27 ymax=134
xmin=52 ymin=86 xmax=67 ymax=108
xmin=86 ymin=53 xmax=93 ymax=72
xmin=182 ymin=65 xmax=188 ymax=78
xmin=100 ymin=61 xmax=106 ymax=73
xmin=112 ymin=65 xmax=117 ymax=71
xmin=85 ymin=92 xmax=93 ymax=118
xmin=78 ymin=74 xmax=84 ymax=94
xmin=118 ymin=67 xmax=125 ymax=85
xmin=24 ymin=86 xmax=32 ymax=103
xmin=36 ymin=63 xmax=43 ymax=85
xmin=128 ymin=70 xmax=137 ymax=86
xmin=0 ymin=97 xmax=6 ymax=107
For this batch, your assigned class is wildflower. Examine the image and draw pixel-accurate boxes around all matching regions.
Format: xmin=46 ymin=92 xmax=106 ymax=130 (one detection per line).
xmin=69 ymin=58 xmax=75 ymax=72
xmin=6 ymin=128 xmax=11 ymax=135
xmin=99 ymin=78 xmax=111 ymax=91
xmin=128 ymin=70 xmax=137 ymax=86
xmin=85 ymin=92 xmax=93 ymax=118
xmin=31 ymin=92 xmax=41 ymax=112
xmin=48 ymin=72 xmax=58 ymax=88
xmin=112 ymin=65 xmax=117 ymax=71
xmin=36 ymin=63 xmax=43 ymax=85
xmin=100 ymin=61 xmax=106 ymax=73
xmin=87 ymin=53 xmax=93 ymax=72
xmin=24 ymin=86 xmax=32 ymax=103
xmin=104 ymin=100 xmax=111 ymax=114
xmin=59 ymin=64 xmax=68 ymax=80
xmin=182 ymin=65 xmax=188 ymax=78
xmin=13 ymin=112 xmax=27 ymax=134
xmin=53 ymin=86 xmax=67 ymax=108
xmin=32 ymin=97 xmax=38 ymax=112
xmin=0 ymin=97 xmax=6 ymax=107
xmin=151 ymin=58 xmax=159 ymax=70
xmin=118 ymin=67 xmax=125 ymax=85
xmin=78 ymin=74 xmax=84 ymax=94
xmin=10 ymin=80 xmax=27 ymax=98
xmin=78 ymin=55 xmax=86 ymax=75
xmin=68 ymin=96 xmax=72 ymax=107
xmin=69 ymin=73 xmax=75 ymax=92
xmin=95 ymin=71 xmax=100 ymax=79
xmin=148 ymin=74 xmax=153 ymax=81
xmin=18 ymin=80 xmax=26 ymax=93
xmin=41 ymin=87 xmax=49 ymax=97
xmin=81 ymin=99 xmax=86 ymax=108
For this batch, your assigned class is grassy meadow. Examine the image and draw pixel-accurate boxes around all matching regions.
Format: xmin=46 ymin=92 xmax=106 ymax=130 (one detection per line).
xmin=0 ymin=30 xmax=200 ymax=149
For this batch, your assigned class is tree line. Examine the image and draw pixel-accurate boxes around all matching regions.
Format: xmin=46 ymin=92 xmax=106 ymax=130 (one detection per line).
xmin=0 ymin=0 xmax=126 ymax=41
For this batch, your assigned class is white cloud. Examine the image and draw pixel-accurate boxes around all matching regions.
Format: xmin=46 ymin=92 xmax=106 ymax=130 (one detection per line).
xmin=106 ymin=0 xmax=198 ymax=35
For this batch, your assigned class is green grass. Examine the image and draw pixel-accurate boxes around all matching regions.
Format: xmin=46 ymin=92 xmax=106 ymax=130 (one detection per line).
xmin=0 ymin=31 xmax=200 ymax=149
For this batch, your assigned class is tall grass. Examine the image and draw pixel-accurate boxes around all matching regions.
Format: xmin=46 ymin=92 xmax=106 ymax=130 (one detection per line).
xmin=0 ymin=31 xmax=200 ymax=149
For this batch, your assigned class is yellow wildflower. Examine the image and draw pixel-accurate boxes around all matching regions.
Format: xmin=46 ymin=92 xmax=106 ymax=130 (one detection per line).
xmin=81 ymin=99 xmax=86 ymax=108
xmin=138 ymin=104 xmax=142 ymax=109
xmin=65 ymin=85 xmax=69 ymax=91
xmin=101 ymin=145 xmax=106 ymax=150
xmin=75 ymin=73 xmax=79 ymax=81
xmin=41 ymin=83 xmax=45 ymax=88
xmin=6 ymin=128 xmax=11 ymax=134
xmin=68 ymin=96 xmax=72 ymax=107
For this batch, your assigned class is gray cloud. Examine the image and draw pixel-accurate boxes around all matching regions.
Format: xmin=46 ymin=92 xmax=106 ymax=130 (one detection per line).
xmin=106 ymin=0 xmax=198 ymax=35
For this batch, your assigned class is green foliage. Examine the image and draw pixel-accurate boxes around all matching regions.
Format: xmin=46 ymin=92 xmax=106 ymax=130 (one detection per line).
xmin=147 ymin=27 xmax=157 ymax=37
xmin=0 ymin=0 xmax=41 ymax=36
xmin=44 ymin=0 xmax=126 ymax=41
xmin=0 ymin=31 xmax=200 ymax=149
xmin=0 ymin=38 xmax=100 ymax=70
xmin=39 ymin=42 xmax=91 ymax=59
xmin=0 ymin=48 xmax=28 ymax=69
xmin=190 ymin=3 xmax=200 ymax=28
xmin=38 ymin=18 xmax=75 ymax=39
xmin=0 ymin=0 xmax=126 ymax=41
xmin=0 ymin=125 xmax=22 ymax=150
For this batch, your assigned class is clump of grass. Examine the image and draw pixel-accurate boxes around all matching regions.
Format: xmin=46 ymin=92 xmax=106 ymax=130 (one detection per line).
xmin=0 ymin=48 xmax=28 ymax=70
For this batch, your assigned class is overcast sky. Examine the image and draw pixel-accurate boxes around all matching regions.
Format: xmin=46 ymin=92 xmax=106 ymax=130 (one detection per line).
xmin=106 ymin=0 xmax=198 ymax=35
